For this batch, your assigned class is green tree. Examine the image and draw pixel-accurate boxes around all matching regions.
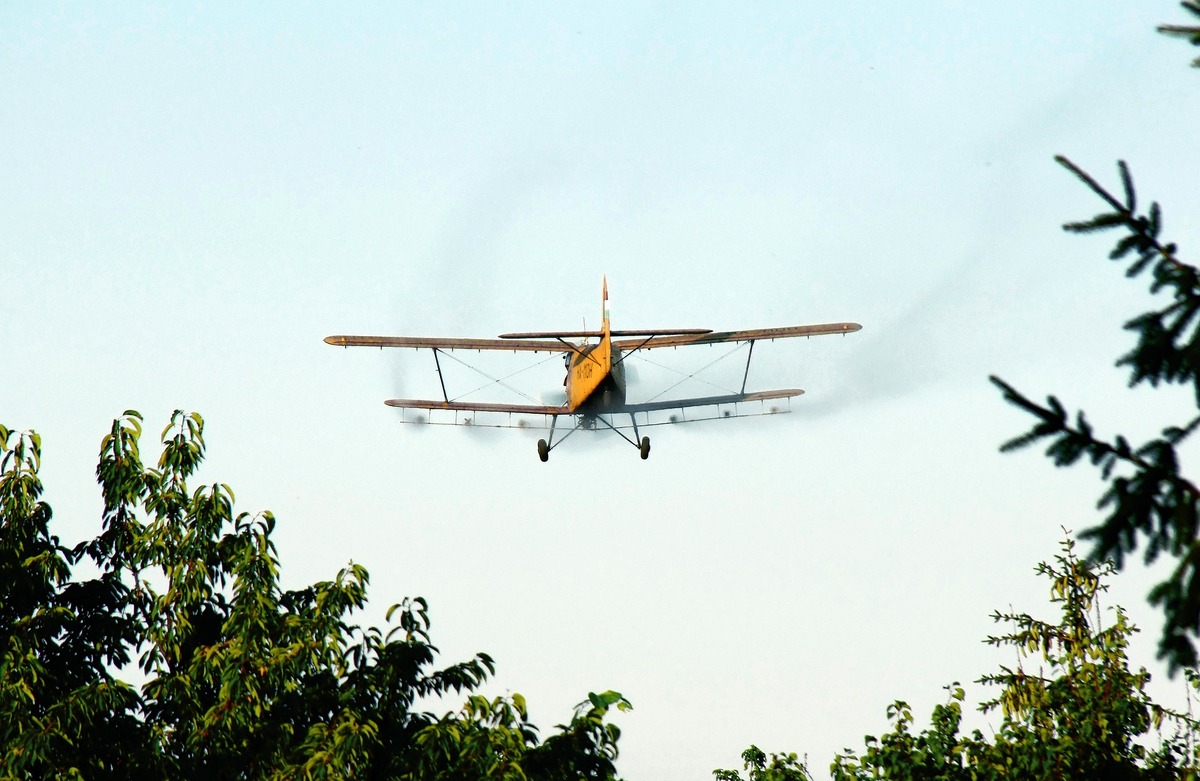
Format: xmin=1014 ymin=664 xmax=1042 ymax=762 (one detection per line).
xmin=990 ymin=6 xmax=1200 ymax=674
xmin=718 ymin=12 xmax=1200 ymax=779
xmin=0 ymin=411 xmax=628 ymax=780
xmin=828 ymin=538 xmax=1199 ymax=781
xmin=713 ymin=745 xmax=811 ymax=781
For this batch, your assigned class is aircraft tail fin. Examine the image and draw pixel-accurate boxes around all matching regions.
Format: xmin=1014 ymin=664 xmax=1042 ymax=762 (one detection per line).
xmin=602 ymin=275 xmax=610 ymax=334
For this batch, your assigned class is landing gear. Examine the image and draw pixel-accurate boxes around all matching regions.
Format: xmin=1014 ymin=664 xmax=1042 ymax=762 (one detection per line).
xmin=537 ymin=415 xmax=648 ymax=461
xmin=627 ymin=413 xmax=651 ymax=461
xmin=537 ymin=416 xmax=560 ymax=462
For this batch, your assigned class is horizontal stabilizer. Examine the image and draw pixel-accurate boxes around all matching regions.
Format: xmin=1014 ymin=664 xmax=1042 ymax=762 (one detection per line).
xmin=498 ymin=328 xmax=712 ymax=339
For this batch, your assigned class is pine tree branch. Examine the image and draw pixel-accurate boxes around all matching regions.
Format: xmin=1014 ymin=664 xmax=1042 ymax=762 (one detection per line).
xmin=1055 ymin=157 xmax=1200 ymax=403
xmin=1159 ymin=1 xmax=1200 ymax=66
xmin=1055 ymin=156 xmax=1189 ymax=275
xmin=991 ymin=375 xmax=1200 ymax=670
xmin=990 ymin=376 xmax=1200 ymax=505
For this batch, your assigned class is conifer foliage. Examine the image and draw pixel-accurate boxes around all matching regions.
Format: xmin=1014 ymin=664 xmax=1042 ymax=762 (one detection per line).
xmin=1159 ymin=1 xmax=1200 ymax=67
xmin=0 ymin=411 xmax=629 ymax=780
xmin=990 ymin=153 xmax=1200 ymax=672
xmin=990 ymin=5 xmax=1200 ymax=674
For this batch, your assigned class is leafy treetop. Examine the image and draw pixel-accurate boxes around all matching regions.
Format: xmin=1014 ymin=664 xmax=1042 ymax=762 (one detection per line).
xmin=828 ymin=538 xmax=1200 ymax=780
xmin=0 ymin=410 xmax=629 ymax=780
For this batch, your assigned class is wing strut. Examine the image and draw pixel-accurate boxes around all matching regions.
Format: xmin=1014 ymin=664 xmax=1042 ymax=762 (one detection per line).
xmin=433 ymin=349 xmax=450 ymax=404
xmin=740 ymin=341 xmax=755 ymax=394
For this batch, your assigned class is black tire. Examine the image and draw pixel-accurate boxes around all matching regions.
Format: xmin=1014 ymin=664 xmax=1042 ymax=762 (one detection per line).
xmin=639 ymin=436 xmax=651 ymax=460
xmin=537 ymin=439 xmax=549 ymax=462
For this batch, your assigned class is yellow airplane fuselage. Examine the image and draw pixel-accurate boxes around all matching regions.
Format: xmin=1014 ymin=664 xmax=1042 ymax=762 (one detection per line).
xmin=566 ymin=339 xmax=625 ymax=413
xmin=565 ymin=277 xmax=625 ymax=413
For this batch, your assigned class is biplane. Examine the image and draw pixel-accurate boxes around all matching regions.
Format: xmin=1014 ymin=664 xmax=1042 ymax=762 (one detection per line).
xmin=325 ymin=278 xmax=860 ymax=461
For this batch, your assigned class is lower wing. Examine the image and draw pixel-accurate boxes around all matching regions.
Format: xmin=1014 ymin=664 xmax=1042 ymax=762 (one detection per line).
xmin=383 ymin=389 xmax=802 ymax=416
xmin=383 ymin=390 xmax=802 ymax=429
xmin=619 ymin=388 xmax=802 ymax=414
xmin=384 ymin=399 xmax=569 ymax=415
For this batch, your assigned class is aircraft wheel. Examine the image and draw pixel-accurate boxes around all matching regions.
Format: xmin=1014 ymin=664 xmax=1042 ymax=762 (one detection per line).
xmin=639 ymin=436 xmax=651 ymax=460
xmin=537 ymin=439 xmax=550 ymax=462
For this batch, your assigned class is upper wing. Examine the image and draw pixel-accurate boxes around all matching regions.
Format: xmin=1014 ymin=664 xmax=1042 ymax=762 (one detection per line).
xmin=620 ymin=388 xmax=802 ymax=414
xmin=612 ymin=322 xmax=861 ymax=352
xmin=326 ymin=323 xmax=858 ymax=353
xmin=385 ymin=398 xmax=568 ymax=415
xmin=324 ymin=335 xmax=566 ymax=353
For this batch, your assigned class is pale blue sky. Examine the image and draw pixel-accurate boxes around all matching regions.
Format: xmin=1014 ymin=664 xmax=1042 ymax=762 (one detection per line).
xmin=4 ymin=3 xmax=1199 ymax=778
